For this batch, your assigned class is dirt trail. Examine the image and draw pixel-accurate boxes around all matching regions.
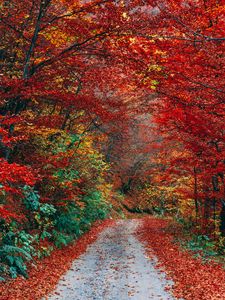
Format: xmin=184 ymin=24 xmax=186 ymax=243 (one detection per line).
xmin=47 ymin=219 xmax=175 ymax=300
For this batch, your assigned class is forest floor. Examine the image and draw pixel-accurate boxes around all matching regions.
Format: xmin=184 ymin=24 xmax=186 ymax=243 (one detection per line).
xmin=0 ymin=219 xmax=114 ymax=300
xmin=1 ymin=217 xmax=225 ymax=300
xmin=138 ymin=217 xmax=225 ymax=300
xmin=47 ymin=219 xmax=175 ymax=300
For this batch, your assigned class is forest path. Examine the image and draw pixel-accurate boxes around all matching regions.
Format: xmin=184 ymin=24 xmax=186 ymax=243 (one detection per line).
xmin=47 ymin=219 xmax=175 ymax=300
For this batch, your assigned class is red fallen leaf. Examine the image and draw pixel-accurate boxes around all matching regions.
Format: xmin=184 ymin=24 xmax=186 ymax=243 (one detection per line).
xmin=54 ymin=292 xmax=60 ymax=295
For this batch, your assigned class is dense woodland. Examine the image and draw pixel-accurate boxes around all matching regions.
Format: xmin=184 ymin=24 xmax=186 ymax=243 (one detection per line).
xmin=0 ymin=0 xmax=224 ymax=280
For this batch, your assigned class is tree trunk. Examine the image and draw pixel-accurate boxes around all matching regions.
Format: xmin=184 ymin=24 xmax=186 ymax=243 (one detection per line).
xmin=220 ymin=201 xmax=225 ymax=236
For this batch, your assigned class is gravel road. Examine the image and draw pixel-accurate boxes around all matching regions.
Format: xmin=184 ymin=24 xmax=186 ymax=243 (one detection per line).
xmin=47 ymin=219 xmax=175 ymax=300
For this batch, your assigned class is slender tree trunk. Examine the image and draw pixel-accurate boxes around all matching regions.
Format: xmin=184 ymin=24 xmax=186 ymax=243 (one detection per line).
xmin=194 ymin=167 xmax=199 ymax=222
xmin=220 ymin=201 xmax=225 ymax=236
xmin=23 ymin=0 xmax=51 ymax=79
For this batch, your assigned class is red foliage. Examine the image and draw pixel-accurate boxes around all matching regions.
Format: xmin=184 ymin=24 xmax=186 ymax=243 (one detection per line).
xmin=0 ymin=207 xmax=22 ymax=222
xmin=0 ymin=159 xmax=36 ymax=188
xmin=137 ymin=217 xmax=225 ymax=300
xmin=0 ymin=219 xmax=114 ymax=300
xmin=148 ymin=0 xmax=225 ymax=230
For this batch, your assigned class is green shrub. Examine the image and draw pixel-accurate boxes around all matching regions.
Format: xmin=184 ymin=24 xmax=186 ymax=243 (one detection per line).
xmin=81 ymin=190 xmax=111 ymax=228
xmin=23 ymin=185 xmax=40 ymax=211
xmin=0 ymin=231 xmax=34 ymax=279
